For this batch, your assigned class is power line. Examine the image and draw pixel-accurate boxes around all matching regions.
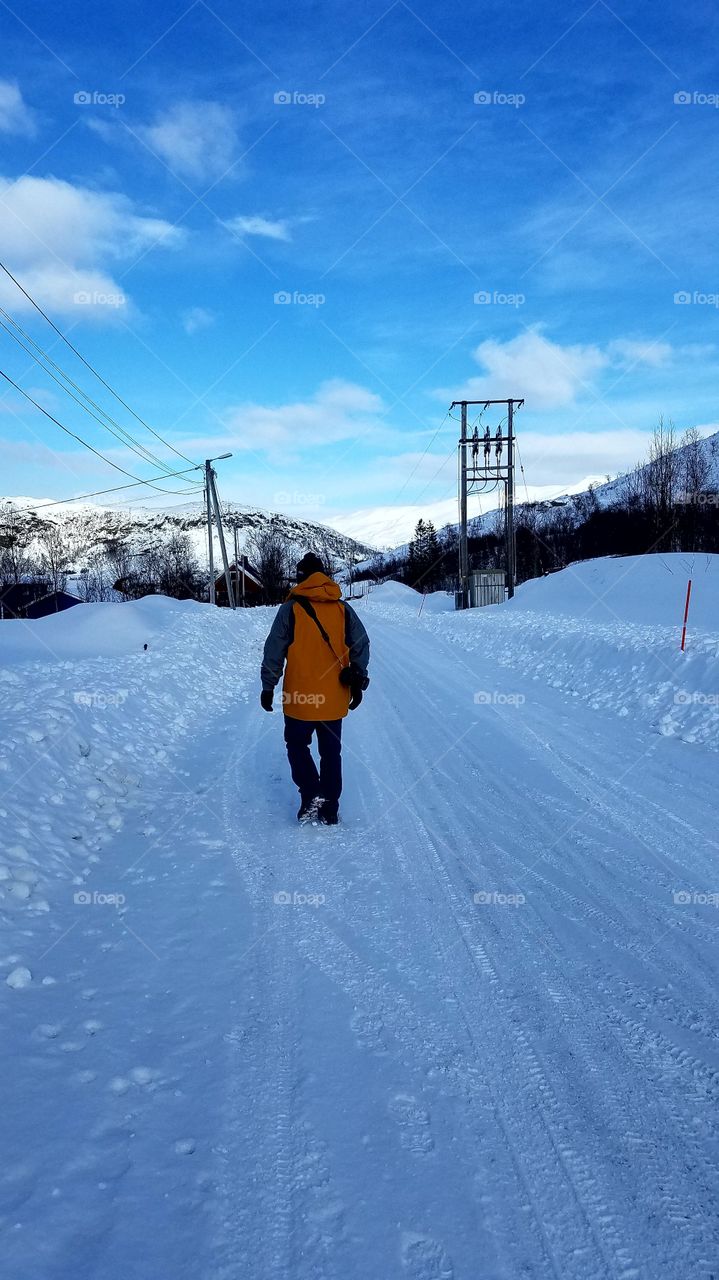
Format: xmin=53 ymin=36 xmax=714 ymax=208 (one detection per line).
xmin=0 ymin=367 xmax=203 ymax=496
xmin=0 ymin=307 xmax=178 ymax=473
xmin=413 ymin=444 xmax=456 ymax=504
xmin=515 ymin=435 xmax=532 ymax=505
xmin=0 ymin=258 xmax=197 ymax=466
xmin=11 ymin=466 xmax=204 ymax=510
xmin=390 ymin=408 xmax=452 ymax=504
xmin=0 ymin=313 xmax=192 ymax=477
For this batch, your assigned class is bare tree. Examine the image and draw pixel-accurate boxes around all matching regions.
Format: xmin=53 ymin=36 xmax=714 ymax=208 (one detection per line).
xmin=246 ymin=526 xmax=290 ymax=603
xmin=76 ymin=554 xmax=115 ymax=602
xmin=680 ymin=427 xmax=711 ymax=503
xmin=156 ymin=533 xmax=200 ymax=598
xmin=102 ymin=536 xmax=134 ymax=588
xmin=37 ymin=521 xmax=74 ymax=592
xmin=0 ymin=503 xmax=35 ymax=586
xmin=641 ymin=417 xmax=679 ymax=547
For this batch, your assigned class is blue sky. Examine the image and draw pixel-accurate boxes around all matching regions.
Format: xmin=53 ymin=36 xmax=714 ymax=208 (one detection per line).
xmin=1 ymin=0 xmax=717 ymax=545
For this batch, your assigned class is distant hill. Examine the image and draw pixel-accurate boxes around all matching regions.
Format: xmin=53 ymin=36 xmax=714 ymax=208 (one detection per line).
xmin=466 ymin=428 xmax=719 ymax=539
xmin=0 ymin=497 xmax=375 ymax=570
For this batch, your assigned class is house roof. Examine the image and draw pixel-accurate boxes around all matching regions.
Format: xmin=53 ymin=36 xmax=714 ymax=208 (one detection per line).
xmin=1 ymin=582 xmax=82 ymax=617
xmin=215 ymin=560 xmax=263 ymax=590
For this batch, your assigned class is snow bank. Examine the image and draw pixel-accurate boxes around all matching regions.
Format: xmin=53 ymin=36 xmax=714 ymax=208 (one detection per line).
xmin=0 ymin=597 xmax=269 ymax=957
xmin=362 ymin=555 xmax=719 ymax=749
xmin=365 ymin=581 xmax=422 ymax=606
xmin=0 ymin=595 xmax=207 ymax=664
xmin=364 ymin=582 xmax=454 ymax=613
xmin=508 ymin=553 xmax=719 ymax=630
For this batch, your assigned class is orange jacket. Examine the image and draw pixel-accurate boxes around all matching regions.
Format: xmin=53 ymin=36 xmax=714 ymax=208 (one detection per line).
xmin=261 ymin=573 xmax=370 ymax=721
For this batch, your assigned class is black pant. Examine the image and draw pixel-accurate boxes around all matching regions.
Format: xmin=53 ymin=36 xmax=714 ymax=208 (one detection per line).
xmin=283 ymin=716 xmax=343 ymax=809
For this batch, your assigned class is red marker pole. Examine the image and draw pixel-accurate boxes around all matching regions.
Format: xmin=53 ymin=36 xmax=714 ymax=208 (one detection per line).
xmin=680 ymin=579 xmax=692 ymax=652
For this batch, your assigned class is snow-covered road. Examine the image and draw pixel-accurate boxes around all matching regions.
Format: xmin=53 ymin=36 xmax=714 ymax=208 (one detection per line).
xmin=2 ymin=573 xmax=718 ymax=1279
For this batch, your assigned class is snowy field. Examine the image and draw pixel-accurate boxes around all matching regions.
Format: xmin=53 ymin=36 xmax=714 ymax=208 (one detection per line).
xmin=1 ymin=554 xmax=718 ymax=1279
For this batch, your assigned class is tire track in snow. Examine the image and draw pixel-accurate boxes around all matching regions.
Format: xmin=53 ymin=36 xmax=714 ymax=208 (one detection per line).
xmin=350 ymin=662 xmax=619 ymax=1279
xmin=366 ymin=627 xmax=700 ymax=1280
xmin=214 ymin=719 xmax=301 ymax=1280
xmin=218 ymin=718 xmax=354 ymax=1280
xmin=367 ymin=617 xmax=719 ymax=1278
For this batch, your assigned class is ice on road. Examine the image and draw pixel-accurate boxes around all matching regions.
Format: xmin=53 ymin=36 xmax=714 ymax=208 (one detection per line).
xmin=1 ymin=560 xmax=718 ymax=1280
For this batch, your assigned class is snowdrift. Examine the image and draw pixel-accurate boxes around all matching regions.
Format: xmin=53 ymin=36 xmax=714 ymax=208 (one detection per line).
xmin=0 ymin=594 xmax=208 ymax=664
xmin=365 ymin=581 xmax=455 ymax=612
xmin=507 ymin=554 xmax=719 ymax=630
xmin=363 ymin=555 xmax=719 ymax=749
xmin=0 ymin=598 xmax=268 ymax=947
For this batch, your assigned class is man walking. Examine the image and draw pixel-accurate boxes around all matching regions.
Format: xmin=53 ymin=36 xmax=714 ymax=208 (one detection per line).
xmin=260 ymin=552 xmax=370 ymax=824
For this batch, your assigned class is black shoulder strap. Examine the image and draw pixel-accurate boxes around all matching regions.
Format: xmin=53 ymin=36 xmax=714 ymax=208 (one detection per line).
xmin=292 ymin=595 xmax=346 ymax=667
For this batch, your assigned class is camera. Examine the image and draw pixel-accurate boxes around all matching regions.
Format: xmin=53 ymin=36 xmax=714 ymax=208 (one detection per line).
xmin=340 ymin=662 xmax=369 ymax=691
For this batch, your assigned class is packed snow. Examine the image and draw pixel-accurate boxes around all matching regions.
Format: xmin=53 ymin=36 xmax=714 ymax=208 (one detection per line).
xmin=1 ymin=554 xmax=718 ymax=1279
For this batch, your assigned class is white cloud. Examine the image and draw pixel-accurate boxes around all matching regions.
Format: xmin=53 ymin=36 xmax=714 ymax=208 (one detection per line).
xmin=454 ymin=331 xmax=608 ymax=410
xmin=0 ymin=80 xmax=36 ymax=137
xmin=194 ymin=381 xmax=386 ymax=456
xmin=442 ymin=329 xmax=704 ymax=415
xmin=0 ymin=175 xmax=184 ymax=319
xmin=137 ymin=101 xmax=239 ymax=183
xmin=607 ymin=339 xmax=672 ymax=368
xmin=225 ymin=214 xmax=291 ymax=241
xmin=182 ymin=306 xmax=215 ymax=335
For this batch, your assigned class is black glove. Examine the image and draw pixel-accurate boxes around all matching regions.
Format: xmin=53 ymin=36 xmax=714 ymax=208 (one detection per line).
xmin=260 ymin=689 xmax=274 ymax=712
xmin=349 ymin=687 xmax=363 ymax=711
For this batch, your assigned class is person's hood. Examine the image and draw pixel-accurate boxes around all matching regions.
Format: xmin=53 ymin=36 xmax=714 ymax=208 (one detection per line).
xmin=289 ymin=573 xmax=342 ymax=604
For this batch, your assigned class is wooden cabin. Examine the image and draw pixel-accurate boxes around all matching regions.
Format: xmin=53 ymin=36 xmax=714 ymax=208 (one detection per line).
xmin=214 ymin=557 xmax=264 ymax=607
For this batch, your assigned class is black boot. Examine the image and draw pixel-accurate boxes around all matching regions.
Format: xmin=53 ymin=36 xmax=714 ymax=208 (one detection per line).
xmin=316 ymin=800 xmax=339 ymax=825
xmin=297 ymin=796 xmax=319 ymax=823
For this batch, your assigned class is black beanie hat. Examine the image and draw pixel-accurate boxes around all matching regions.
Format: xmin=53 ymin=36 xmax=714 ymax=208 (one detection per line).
xmin=296 ymin=552 xmax=325 ymax=580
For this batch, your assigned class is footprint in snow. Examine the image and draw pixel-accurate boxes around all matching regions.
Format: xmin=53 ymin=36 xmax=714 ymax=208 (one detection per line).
xmin=401 ymin=1233 xmax=453 ymax=1279
xmin=389 ymin=1094 xmax=434 ymax=1154
xmin=351 ymin=1010 xmax=389 ymax=1055
xmin=34 ymin=1023 xmax=63 ymax=1040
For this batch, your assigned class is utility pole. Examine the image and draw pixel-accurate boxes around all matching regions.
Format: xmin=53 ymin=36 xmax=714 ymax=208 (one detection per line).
xmin=204 ymin=454 xmax=234 ymax=608
xmin=209 ymin=471 xmax=236 ymax=610
xmin=506 ymin=399 xmax=516 ymax=599
xmin=451 ymin=398 xmax=523 ymax=607
xmin=458 ymin=401 xmax=469 ymax=609
xmin=205 ymin=460 xmax=215 ymax=605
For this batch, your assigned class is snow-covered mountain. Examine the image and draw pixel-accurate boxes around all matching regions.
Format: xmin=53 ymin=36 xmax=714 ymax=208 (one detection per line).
xmin=328 ymin=475 xmax=608 ymax=550
xmin=0 ymin=497 xmax=375 ymax=567
xmin=465 ymin=427 xmax=719 ymax=538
